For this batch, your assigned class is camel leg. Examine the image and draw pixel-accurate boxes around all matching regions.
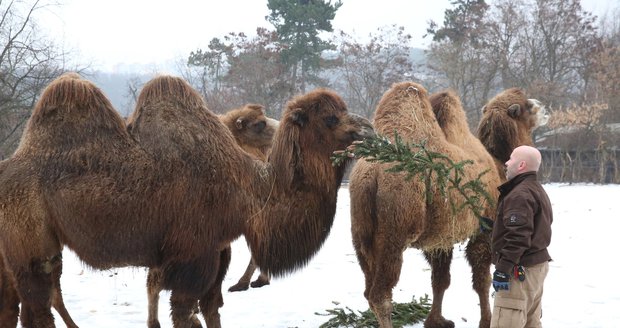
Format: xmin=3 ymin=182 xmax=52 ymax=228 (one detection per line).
xmin=227 ymin=259 xmax=254 ymax=292
xmin=170 ymin=291 xmax=202 ymax=328
xmin=366 ymin=240 xmax=405 ymax=328
xmin=465 ymin=233 xmax=492 ymax=328
xmin=423 ymin=249 xmax=454 ymax=328
xmin=200 ymin=247 xmax=231 ymax=328
xmin=351 ymin=225 xmax=376 ymax=300
xmin=14 ymin=256 xmax=59 ymax=328
xmin=147 ymin=268 xmax=164 ymax=328
xmin=0 ymin=263 xmax=19 ymax=328
xmin=50 ymin=260 xmax=79 ymax=328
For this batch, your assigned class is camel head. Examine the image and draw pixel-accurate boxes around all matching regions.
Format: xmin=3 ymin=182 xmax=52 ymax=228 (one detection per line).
xmin=477 ymin=88 xmax=548 ymax=167
xmin=219 ymin=104 xmax=278 ymax=156
xmin=270 ymin=88 xmax=374 ymax=190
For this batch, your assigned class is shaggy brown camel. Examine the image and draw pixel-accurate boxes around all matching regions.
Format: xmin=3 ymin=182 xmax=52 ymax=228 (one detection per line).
xmin=349 ymin=82 xmax=548 ymax=328
xmin=477 ymin=87 xmax=548 ymax=181
xmin=0 ymin=73 xmax=373 ymax=328
xmin=145 ymin=103 xmax=278 ymax=327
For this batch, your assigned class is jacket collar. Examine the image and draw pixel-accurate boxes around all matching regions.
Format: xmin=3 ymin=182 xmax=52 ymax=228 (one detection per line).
xmin=498 ymin=171 xmax=538 ymax=194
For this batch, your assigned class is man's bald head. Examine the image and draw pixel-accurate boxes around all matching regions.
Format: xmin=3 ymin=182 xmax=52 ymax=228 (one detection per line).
xmin=505 ymin=145 xmax=542 ymax=180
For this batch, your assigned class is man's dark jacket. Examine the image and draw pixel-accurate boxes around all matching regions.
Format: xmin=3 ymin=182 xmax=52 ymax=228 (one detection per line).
xmin=492 ymin=171 xmax=553 ymax=274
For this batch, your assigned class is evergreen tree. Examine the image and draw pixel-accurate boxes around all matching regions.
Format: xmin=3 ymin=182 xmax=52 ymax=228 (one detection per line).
xmin=266 ymin=0 xmax=342 ymax=93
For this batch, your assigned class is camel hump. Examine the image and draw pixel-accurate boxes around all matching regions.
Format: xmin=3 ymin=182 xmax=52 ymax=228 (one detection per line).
xmin=127 ymin=75 xmax=242 ymax=166
xmin=130 ymin=75 xmax=206 ymax=119
xmin=16 ymin=73 xmax=129 ymax=156
xmin=429 ymin=89 xmax=469 ymax=134
xmin=30 ymin=73 xmax=119 ymax=123
xmin=373 ymin=81 xmax=441 ymax=140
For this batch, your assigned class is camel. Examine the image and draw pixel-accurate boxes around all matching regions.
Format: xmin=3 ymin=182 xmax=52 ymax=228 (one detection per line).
xmin=348 ymin=82 xmax=545 ymax=328
xmin=219 ymin=104 xmax=278 ymax=292
xmin=145 ymin=103 xmax=278 ymax=327
xmin=477 ymin=87 xmax=548 ymax=181
xmin=0 ymin=73 xmax=373 ymax=328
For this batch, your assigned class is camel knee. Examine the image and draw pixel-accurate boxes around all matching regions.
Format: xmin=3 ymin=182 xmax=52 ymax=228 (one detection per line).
xmin=425 ymin=250 xmax=453 ymax=292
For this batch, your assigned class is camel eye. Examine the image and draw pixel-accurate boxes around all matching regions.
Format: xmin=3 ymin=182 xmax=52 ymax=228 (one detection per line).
xmin=324 ymin=115 xmax=339 ymax=128
xmin=252 ymin=121 xmax=266 ymax=132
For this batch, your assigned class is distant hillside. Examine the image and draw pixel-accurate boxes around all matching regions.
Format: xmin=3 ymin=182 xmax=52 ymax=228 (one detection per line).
xmin=410 ymin=47 xmax=426 ymax=64
xmin=91 ymin=71 xmax=154 ymax=117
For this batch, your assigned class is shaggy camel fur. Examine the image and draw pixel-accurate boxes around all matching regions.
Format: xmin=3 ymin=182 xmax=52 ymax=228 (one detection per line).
xmin=0 ymin=73 xmax=373 ymax=328
xmin=145 ymin=103 xmax=278 ymax=327
xmin=477 ymin=88 xmax=548 ymax=181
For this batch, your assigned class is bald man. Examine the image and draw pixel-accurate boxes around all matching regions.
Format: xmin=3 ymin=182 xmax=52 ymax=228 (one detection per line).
xmin=490 ymin=145 xmax=553 ymax=328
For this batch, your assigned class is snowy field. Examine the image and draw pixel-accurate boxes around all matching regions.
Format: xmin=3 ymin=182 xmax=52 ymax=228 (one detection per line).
xmin=52 ymin=183 xmax=619 ymax=327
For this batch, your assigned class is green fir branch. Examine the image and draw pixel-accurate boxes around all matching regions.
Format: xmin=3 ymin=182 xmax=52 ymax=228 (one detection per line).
xmin=332 ymin=133 xmax=494 ymax=220
xmin=316 ymin=295 xmax=432 ymax=328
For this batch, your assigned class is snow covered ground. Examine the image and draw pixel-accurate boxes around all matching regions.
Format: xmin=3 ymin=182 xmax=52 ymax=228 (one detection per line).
xmin=53 ymin=183 xmax=619 ymax=327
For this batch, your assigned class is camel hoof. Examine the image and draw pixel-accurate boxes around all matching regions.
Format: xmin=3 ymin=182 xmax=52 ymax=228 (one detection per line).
xmin=250 ymin=278 xmax=270 ymax=288
xmin=228 ymin=282 xmax=250 ymax=292
xmin=147 ymin=319 xmax=161 ymax=328
xmin=424 ymin=317 xmax=455 ymax=328
xmin=190 ymin=314 xmax=203 ymax=328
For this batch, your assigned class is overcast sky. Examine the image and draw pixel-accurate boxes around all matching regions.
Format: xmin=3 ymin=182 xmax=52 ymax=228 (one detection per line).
xmin=40 ymin=0 xmax=614 ymax=72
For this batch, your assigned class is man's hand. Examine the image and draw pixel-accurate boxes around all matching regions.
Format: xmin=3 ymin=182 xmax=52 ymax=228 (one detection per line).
xmin=492 ymin=270 xmax=510 ymax=291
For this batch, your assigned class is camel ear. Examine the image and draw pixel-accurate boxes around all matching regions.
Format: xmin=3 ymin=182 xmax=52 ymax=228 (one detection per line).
xmin=481 ymin=105 xmax=487 ymax=114
xmin=235 ymin=118 xmax=244 ymax=130
xmin=507 ymin=104 xmax=521 ymax=118
xmin=290 ymin=108 xmax=308 ymax=127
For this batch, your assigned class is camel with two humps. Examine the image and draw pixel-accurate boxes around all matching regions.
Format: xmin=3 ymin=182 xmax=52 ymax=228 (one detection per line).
xmin=0 ymin=73 xmax=373 ymax=327
xmin=349 ymin=83 xmax=545 ymax=328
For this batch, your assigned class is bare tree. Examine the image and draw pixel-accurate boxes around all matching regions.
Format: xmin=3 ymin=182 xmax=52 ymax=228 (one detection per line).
xmin=513 ymin=0 xmax=599 ymax=106
xmin=0 ymin=0 xmax=73 ymax=158
xmin=329 ymin=25 xmax=414 ymax=119
xmin=181 ymin=29 xmax=291 ymax=117
xmin=426 ymin=0 xmax=601 ymax=130
xmin=592 ymin=6 xmax=620 ymax=123
xmin=426 ymin=0 xmax=499 ymax=128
